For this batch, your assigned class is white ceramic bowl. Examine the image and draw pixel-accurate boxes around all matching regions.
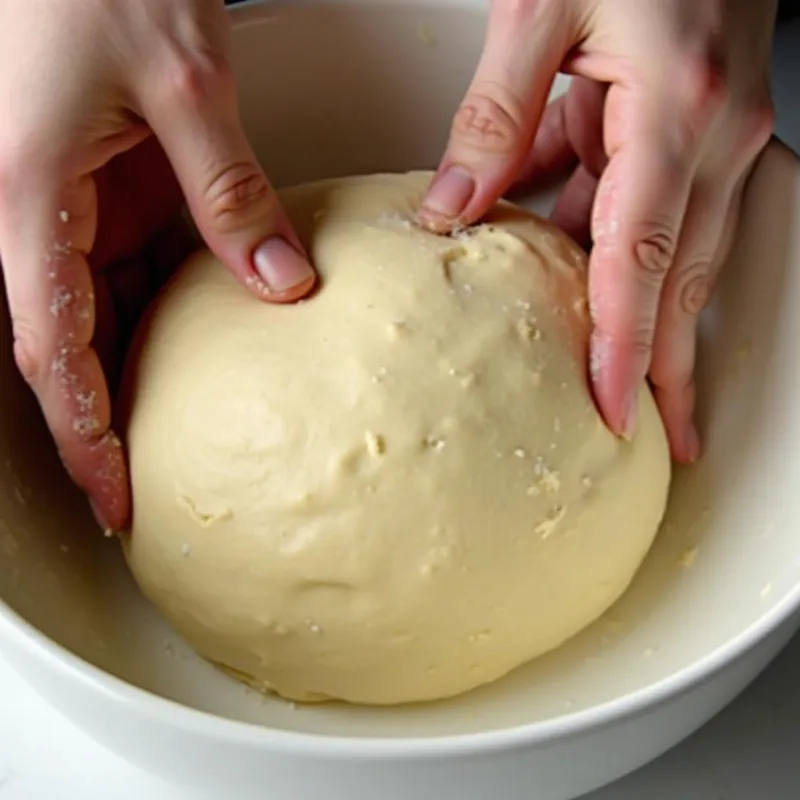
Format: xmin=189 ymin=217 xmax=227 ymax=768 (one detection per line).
xmin=1 ymin=2 xmax=800 ymax=799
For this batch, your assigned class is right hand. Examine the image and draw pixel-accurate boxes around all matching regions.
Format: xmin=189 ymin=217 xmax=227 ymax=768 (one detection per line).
xmin=419 ymin=0 xmax=775 ymax=463
xmin=0 ymin=0 xmax=317 ymax=533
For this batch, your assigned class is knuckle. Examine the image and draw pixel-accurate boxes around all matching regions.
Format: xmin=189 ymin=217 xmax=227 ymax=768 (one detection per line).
xmin=675 ymin=262 xmax=712 ymax=316
xmin=673 ymin=55 xmax=728 ymax=150
xmin=205 ymin=162 xmax=272 ymax=232
xmin=451 ymin=85 xmax=526 ymax=155
xmin=683 ymin=54 xmax=728 ymax=112
xmin=633 ymin=226 xmax=676 ymax=283
xmin=605 ymin=325 xmax=655 ymax=363
xmin=12 ymin=317 xmax=43 ymax=385
xmin=651 ymin=358 xmax=692 ymax=391
xmin=606 ymin=326 xmax=656 ymax=380
xmin=161 ymin=52 xmax=233 ymax=109
xmin=741 ymin=100 xmax=775 ymax=154
xmin=630 ymin=328 xmax=656 ymax=364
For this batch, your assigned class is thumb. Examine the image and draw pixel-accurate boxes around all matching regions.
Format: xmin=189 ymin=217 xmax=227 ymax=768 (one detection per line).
xmin=142 ymin=60 xmax=316 ymax=303
xmin=420 ymin=0 xmax=572 ymax=232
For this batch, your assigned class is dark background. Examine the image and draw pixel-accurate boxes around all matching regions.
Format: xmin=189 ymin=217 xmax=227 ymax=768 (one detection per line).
xmin=779 ymin=0 xmax=800 ymax=21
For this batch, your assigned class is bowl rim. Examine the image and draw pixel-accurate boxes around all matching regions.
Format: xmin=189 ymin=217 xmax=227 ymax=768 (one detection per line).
xmin=3 ymin=573 xmax=800 ymax=758
xmin=2 ymin=0 xmax=800 ymax=762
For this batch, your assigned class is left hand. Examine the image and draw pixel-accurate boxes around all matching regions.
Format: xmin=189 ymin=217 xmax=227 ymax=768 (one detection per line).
xmin=419 ymin=0 xmax=777 ymax=463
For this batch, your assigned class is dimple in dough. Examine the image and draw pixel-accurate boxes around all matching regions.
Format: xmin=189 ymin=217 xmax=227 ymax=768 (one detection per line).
xmin=119 ymin=172 xmax=671 ymax=706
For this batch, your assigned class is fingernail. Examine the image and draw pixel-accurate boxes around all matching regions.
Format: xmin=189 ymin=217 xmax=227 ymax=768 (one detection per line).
xmin=421 ymin=165 xmax=475 ymax=223
xmin=253 ymin=237 xmax=315 ymax=294
xmin=622 ymin=392 xmax=638 ymax=441
xmin=685 ymin=423 xmax=701 ymax=463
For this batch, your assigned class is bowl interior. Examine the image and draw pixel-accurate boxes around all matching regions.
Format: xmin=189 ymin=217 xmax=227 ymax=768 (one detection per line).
xmin=1 ymin=0 xmax=800 ymax=740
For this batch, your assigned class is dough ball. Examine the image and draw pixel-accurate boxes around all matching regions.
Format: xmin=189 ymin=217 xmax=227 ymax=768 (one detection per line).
xmin=119 ymin=172 xmax=670 ymax=706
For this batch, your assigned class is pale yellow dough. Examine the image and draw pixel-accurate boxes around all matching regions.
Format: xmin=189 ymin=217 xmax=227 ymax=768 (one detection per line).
xmin=120 ymin=172 xmax=670 ymax=706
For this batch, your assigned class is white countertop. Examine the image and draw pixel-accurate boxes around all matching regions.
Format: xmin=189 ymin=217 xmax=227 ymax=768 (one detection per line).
xmin=2 ymin=18 xmax=800 ymax=800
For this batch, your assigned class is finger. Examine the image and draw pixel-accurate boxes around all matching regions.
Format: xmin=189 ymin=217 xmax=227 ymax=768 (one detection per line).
xmin=588 ymin=94 xmax=696 ymax=439
xmin=141 ymin=58 xmax=316 ymax=303
xmin=419 ymin=0 xmax=572 ymax=232
xmin=0 ymin=172 xmax=129 ymax=532
xmin=648 ymin=103 xmax=774 ymax=461
xmin=549 ymin=164 xmax=598 ymax=249
xmin=648 ymin=182 xmax=732 ymax=464
xmin=564 ymin=79 xmax=609 ymax=180
xmin=513 ymin=95 xmax=576 ymax=187
xmin=517 ymin=77 xmax=608 ymax=188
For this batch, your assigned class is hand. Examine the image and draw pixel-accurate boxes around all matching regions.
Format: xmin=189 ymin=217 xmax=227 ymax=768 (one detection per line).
xmin=0 ymin=1 xmax=317 ymax=532
xmin=420 ymin=0 xmax=776 ymax=463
